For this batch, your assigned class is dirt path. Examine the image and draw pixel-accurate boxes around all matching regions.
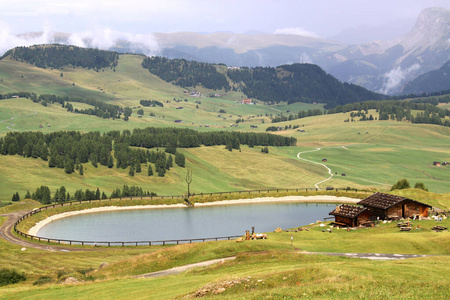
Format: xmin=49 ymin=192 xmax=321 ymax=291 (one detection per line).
xmin=133 ymin=257 xmax=237 ymax=278
xmin=297 ymin=148 xmax=333 ymax=189
xmin=0 ymin=210 xmax=96 ymax=252
xmin=132 ymin=250 xmax=434 ymax=279
xmin=296 ymin=146 xmax=391 ymax=189
xmin=0 ymin=111 xmax=38 ymax=131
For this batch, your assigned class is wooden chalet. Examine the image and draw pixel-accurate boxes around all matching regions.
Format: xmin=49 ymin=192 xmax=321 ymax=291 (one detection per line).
xmin=358 ymin=192 xmax=431 ymax=220
xmin=329 ymin=204 xmax=372 ymax=227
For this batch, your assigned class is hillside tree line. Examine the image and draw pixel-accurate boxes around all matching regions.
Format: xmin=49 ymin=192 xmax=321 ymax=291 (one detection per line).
xmin=0 ymin=127 xmax=296 ymax=177
xmin=0 ymin=92 xmax=132 ymax=120
xmin=142 ymin=56 xmax=231 ymax=91
xmin=3 ymin=45 xmax=119 ymax=71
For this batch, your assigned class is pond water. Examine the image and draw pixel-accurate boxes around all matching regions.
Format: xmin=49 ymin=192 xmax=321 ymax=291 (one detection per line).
xmin=36 ymin=202 xmax=334 ymax=242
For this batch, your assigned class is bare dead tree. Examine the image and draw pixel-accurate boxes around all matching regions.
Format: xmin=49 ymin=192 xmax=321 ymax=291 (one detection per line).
xmin=186 ymin=169 xmax=193 ymax=199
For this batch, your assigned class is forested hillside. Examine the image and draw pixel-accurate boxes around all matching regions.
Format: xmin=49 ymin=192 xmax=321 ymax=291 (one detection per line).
xmin=0 ymin=92 xmax=132 ymax=120
xmin=401 ymin=61 xmax=450 ymax=95
xmin=2 ymin=45 xmax=119 ymax=70
xmin=228 ymin=64 xmax=386 ymax=108
xmin=326 ymin=97 xmax=450 ymax=126
xmin=142 ymin=56 xmax=230 ymax=91
xmin=0 ymin=127 xmax=296 ymax=177
xmin=0 ymin=45 xmax=386 ymax=109
xmin=141 ymin=55 xmax=386 ymax=108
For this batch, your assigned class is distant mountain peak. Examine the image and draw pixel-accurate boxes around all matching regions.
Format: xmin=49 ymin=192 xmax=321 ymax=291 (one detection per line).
xmin=399 ymin=7 xmax=450 ymax=53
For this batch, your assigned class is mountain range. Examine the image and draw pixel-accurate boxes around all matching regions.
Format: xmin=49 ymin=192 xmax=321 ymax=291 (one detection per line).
xmin=8 ymin=7 xmax=450 ymax=96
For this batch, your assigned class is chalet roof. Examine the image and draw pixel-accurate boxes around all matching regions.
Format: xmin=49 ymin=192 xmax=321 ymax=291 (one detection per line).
xmin=329 ymin=204 xmax=367 ymax=218
xmin=357 ymin=192 xmax=431 ymax=210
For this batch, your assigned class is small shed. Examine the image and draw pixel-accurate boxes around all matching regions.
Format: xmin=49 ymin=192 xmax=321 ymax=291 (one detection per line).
xmin=329 ymin=204 xmax=372 ymax=227
xmin=358 ymin=192 xmax=431 ymax=219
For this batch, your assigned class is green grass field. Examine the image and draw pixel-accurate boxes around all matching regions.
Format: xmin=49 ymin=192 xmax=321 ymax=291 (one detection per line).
xmin=1 ymin=199 xmax=449 ymax=299
xmin=1 ymin=99 xmax=450 ymax=201
xmin=1 ymin=48 xmax=450 ymax=299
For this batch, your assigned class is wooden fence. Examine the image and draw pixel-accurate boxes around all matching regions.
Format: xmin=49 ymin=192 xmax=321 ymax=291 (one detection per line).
xmin=13 ymin=187 xmax=369 ymax=247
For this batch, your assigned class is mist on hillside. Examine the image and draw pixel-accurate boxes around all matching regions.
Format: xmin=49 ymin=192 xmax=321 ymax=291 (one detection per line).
xmin=0 ymin=27 xmax=161 ymax=57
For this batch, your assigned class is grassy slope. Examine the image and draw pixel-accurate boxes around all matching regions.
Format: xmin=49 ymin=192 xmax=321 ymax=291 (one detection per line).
xmin=1 ymin=50 xmax=450 ymax=299
xmin=1 ymin=104 xmax=450 ymax=200
xmin=3 ymin=255 xmax=449 ymax=299
xmin=278 ymin=112 xmax=450 ymax=193
xmin=1 ymin=212 xmax=449 ymax=299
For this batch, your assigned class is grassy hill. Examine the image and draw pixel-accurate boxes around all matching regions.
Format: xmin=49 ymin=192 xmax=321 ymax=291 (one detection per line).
xmin=0 ymin=47 xmax=449 ymax=200
xmin=0 ymin=47 xmax=449 ymax=299
xmin=1 ymin=200 xmax=449 ymax=298
xmin=1 ymin=102 xmax=449 ymax=202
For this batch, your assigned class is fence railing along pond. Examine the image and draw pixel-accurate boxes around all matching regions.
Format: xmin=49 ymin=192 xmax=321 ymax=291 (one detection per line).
xmin=13 ymin=187 xmax=369 ymax=247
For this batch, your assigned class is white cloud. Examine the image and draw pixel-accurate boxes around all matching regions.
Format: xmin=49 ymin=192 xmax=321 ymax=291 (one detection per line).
xmin=0 ymin=22 xmax=55 ymax=55
xmin=381 ymin=63 xmax=421 ymax=94
xmin=0 ymin=24 xmax=161 ymax=56
xmin=274 ymin=27 xmax=320 ymax=38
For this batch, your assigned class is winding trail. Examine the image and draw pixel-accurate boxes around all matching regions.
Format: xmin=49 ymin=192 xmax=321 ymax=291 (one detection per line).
xmin=0 ymin=210 xmax=98 ymax=252
xmin=296 ymin=146 xmax=391 ymax=189
xmin=0 ymin=111 xmax=38 ymax=131
xmin=297 ymin=148 xmax=333 ymax=189
xmin=132 ymin=250 xmax=434 ymax=279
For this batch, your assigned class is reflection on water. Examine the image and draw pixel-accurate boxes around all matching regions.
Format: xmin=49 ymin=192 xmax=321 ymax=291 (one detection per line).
xmin=37 ymin=202 xmax=333 ymax=242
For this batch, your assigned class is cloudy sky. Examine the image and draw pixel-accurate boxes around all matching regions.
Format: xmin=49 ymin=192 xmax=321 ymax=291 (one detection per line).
xmin=1 ymin=0 xmax=449 ymax=38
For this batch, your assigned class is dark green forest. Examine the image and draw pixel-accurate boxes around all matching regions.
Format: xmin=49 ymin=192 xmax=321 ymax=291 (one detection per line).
xmin=141 ymin=56 xmax=385 ymax=107
xmin=140 ymin=100 xmax=164 ymax=107
xmin=0 ymin=127 xmax=297 ymax=179
xmin=267 ymin=94 xmax=450 ymax=127
xmin=3 ymin=45 xmax=119 ymax=70
xmin=29 ymin=184 xmax=156 ymax=204
xmin=1 ymin=92 xmax=131 ymax=120
xmin=227 ymin=64 xmax=385 ymax=107
xmin=142 ymin=56 xmax=231 ymax=91
xmin=326 ymin=97 xmax=450 ymax=126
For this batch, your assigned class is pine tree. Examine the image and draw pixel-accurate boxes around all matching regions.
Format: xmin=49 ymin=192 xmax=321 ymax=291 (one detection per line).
xmin=91 ymin=154 xmax=98 ymax=168
xmin=107 ymin=155 xmax=114 ymax=168
xmin=175 ymin=152 xmax=185 ymax=167
xmin=25 ymin=190 xmax=31 ymax=199
xmin=59 ymin=186 xmax=66 ymax=201
xmin=54 ymin=189 xmax=60 ymax=202
xmin=148 ymin=164 xmax=153 ymax=176
xmin=129 ymin=166 xmax=135 ymax=176
xmin=12 ymin=192 xmax=20 ymax=202
xmin=79 ymin=164 xmax=84 ymax=175
xmin=166 ymin=155 xmax=173 ymax=170
xmin=158 ymin=167 xmax=165 ymax=177
xmin=95 ymin=188 xmax=101 ymax=200
xmin=135 ymin=162 xmax=141 ymax=173
xmin=48 ymin=155 xmax=57 ymax=168
xmin=40 ymin=143 xmax=49 ymax=161
xmin=64 ymin=158 xmax=74 ymax=174
xmin=226 ymin=141 xmax=233 ymax=151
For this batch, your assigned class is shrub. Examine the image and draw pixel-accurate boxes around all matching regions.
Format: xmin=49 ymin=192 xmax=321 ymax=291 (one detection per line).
xmin=414 ymin=182 xmax=428 ymax=191
xmin=0 ymin=268 xmax=26 ymax=286
xmin=33 ymin=276 xmax=53 ymax=285
xmin=390 ymin=179 xmax=410 ymax=191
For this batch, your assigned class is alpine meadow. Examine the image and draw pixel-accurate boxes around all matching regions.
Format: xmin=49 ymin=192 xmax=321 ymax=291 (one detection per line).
xmin=1 ymin=4 xmax=450 ymax=299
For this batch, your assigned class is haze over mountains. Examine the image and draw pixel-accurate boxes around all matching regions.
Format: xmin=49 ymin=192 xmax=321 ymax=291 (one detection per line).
xmin=3 ymin=7 xmax=450 ymax=96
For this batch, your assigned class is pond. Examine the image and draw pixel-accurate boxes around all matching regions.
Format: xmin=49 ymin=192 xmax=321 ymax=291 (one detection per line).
xmin=36 ymin=202 xmax=334 ymax=242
